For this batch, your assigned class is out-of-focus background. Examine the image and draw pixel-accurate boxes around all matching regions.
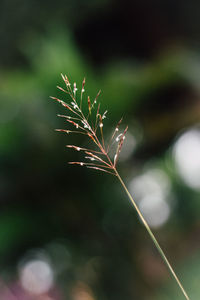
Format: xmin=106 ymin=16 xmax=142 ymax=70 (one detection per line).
xmin=0 ymin=0 xmax=200 ymax=299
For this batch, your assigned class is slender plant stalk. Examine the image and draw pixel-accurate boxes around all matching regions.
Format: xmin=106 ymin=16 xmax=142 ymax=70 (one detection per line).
xmin=114 ymin=169 xmax=190 ymax=300
xmin=52 ymin=74 xmax=190 ymax=300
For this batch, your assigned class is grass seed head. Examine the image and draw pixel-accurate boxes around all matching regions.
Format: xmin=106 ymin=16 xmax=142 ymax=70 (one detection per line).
xmin=52 ymin=74 xmax=128 ymax=175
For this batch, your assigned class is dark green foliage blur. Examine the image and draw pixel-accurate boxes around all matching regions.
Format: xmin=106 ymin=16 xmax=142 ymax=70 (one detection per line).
xmin=0 ymin=0 xmax=200 ymax=299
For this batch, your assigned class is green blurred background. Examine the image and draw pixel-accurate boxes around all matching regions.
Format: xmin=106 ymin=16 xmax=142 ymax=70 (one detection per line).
xmin=1 ymin=0 xmax=200 ymax=299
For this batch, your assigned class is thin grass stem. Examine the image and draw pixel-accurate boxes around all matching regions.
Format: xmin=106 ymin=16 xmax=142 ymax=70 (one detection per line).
xmin=114 ymin=169 xmax=190 ymax=300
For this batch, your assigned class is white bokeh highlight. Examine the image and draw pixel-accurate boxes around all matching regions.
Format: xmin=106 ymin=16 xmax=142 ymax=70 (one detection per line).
xmin=173 ymin=128 xmax=200 ymax=190
xmin=19 ymin=259 xmax=54 ymax=295
xmin=129 ymin=169 xmax=171 ymax=228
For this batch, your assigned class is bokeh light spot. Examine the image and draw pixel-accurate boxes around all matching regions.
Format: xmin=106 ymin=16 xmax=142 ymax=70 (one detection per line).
xmin=19 ymin=259 xmax=54 ymax=295
xmin=139 ymin=195 xmax=170 ymax=228
xmin=129 ymin=169 xmax=171 ymax=228
xmin=173 ymin=128 xmax=200 ymax=190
